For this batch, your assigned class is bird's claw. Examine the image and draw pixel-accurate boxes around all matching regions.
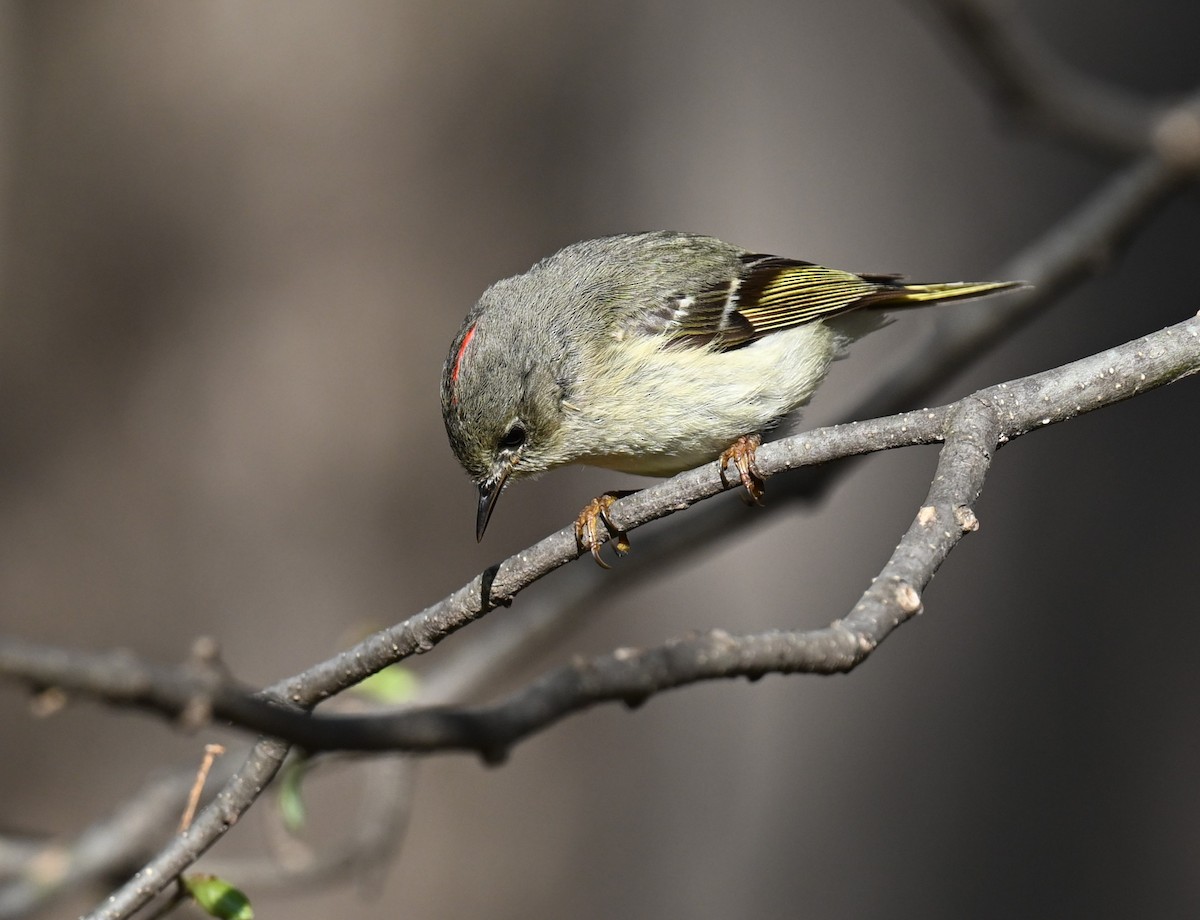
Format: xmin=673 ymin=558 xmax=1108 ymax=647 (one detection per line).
xmin=719 ymin=434 xmax=766 ymax=504
xmin=575 ymin=492 xmax=633 ymax=568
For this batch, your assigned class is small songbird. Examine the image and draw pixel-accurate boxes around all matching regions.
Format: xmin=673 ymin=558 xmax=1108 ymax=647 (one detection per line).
xmin=441 ymin=231 xmax=1021 ymax=564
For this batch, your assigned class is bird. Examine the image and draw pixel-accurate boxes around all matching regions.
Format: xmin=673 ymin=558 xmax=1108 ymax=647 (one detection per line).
xmin=441 ymin=231 xmax=1022 ymax=565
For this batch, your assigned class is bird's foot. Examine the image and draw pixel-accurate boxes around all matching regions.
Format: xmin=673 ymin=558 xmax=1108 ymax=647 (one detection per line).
xmin=719 ymin=434 xmax=765 ymax=504
xmin=575 ymin=491 xmax=635 ymax=568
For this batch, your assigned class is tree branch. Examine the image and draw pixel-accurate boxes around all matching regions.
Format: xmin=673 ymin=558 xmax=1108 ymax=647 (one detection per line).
xmin=5 ymin=313 xmax=1196 ymax=765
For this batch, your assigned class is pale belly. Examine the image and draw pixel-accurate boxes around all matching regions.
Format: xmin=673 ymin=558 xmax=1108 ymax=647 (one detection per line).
xmin=560 ymin=323 xmax=839 ymax=476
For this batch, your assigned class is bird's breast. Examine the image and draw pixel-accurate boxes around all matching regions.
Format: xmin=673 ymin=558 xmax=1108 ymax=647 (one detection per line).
xmin=558 ymin=323 xmax=838 ymax=474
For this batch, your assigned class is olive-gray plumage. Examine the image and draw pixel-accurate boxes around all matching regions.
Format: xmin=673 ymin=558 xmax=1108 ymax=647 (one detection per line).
xmin=441 ymin=231 xmax=1020 ymax=540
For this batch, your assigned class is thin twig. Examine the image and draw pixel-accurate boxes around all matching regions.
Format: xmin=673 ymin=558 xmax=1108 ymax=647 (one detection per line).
xmin=179 ymin=746 xmax=225 ymax=834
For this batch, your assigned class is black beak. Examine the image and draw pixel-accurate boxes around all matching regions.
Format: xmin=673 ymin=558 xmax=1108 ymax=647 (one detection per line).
xmin=476 ymin=468 xmax=510 ymax=541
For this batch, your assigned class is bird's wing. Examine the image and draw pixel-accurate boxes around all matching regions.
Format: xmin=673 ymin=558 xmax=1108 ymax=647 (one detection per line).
xmin=625 ymin=255 xmax=895 ymax=351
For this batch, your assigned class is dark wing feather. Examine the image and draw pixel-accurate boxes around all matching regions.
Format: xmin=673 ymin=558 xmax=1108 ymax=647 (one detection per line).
xmin=621 ymin=275 xmax=755 ymax=348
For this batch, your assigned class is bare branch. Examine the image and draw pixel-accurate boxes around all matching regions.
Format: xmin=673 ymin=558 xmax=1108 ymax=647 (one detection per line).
xmin=5 ymin=313 xmax=1196 ymax=763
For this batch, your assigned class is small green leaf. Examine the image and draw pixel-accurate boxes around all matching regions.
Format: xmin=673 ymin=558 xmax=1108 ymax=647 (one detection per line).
xmin=183 ymin=874 xmax=253 ymax=920
xmin=277 ymin=756 xmax=309 ymax=832
xmin=354 ymin=665 xmax=420 ymax=704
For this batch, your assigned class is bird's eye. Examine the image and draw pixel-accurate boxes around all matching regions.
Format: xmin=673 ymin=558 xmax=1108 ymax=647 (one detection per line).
xmin=499 ymin=422 xmax=526 ymax=451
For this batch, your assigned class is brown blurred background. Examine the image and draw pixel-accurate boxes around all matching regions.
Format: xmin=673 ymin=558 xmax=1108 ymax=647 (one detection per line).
xmin=1 ymin=1 xmax=1198 ymax=917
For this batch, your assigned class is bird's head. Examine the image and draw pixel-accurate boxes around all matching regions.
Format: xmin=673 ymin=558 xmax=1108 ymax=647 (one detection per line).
xmin=440 ymin=278 xmax=582 ymax=540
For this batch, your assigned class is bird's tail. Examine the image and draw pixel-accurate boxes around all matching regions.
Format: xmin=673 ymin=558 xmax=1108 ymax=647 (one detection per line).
xmin=866 ymin=278 xmax=1027 ymax=309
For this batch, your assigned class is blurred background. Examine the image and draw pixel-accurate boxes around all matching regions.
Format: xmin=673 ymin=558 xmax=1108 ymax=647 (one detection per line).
xmin=1 ymin=1 xmax=1198 ymax=917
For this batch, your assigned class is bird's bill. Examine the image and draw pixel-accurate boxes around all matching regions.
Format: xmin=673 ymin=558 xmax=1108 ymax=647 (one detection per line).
xmin=476 ymin=468 xmax=510 ymax=541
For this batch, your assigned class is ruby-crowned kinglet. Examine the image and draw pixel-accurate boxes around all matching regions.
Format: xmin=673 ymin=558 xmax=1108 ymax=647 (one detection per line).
xmin=441 ymin=231 xmax=1021 ymax=562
